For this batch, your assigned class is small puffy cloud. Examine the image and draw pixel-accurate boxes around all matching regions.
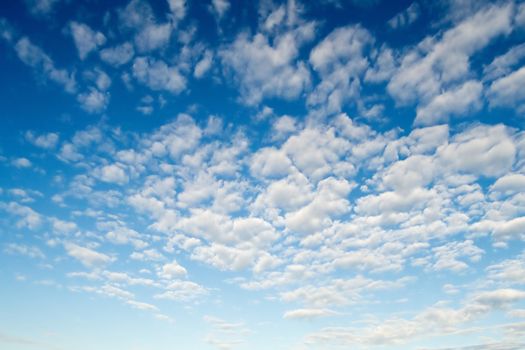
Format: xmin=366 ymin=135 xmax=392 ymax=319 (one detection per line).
xmin=100 ymin=42 xmax=134 ymax=67
xmin=98 ymin=164 xmax=129 ymax=185
xmin=25 ymin=0 xmax=60 ymax=16
xmin=271 ymin=115 xmax=297 ymax=140
xmin=69 ymin=21 xmax=106 ymax=60
xmin=77 ymin=88 xmax=109 ymax=113
xmin=250 ymin=147 xmax=293 ymax=178
xmin=415 ymin=80 xmax=483 ymax=126
xmin=132 ymin=56 xmax=186 ymax=94
xmin=135 ymin=23 xmax=171 ymax=53
xmin=487 ymin=66 xmax=525 ymax=113
xmin=167 ymin=0 xmax=187 ymax=21
xmin=12 ymin=157 xmax=32 ymax=168
xmin=194 ymin=50 xmax=213 ymax=78
xmin=473 ymin=289 xmax=525 ymax=309
xmin=283 ymin=308 xmax=338 ymax=320
xmin=65 ymin=243 xmax=114 ymax=268
xmin=126 ymin=300 xmax=159 ymax=312
xmin=52 ymin=218 xmax=78 ymax=234
xmin=4 ymin=243 xmax=45 ymax=259
xmin=159 ymin=260 xmax=187 ymax=279
xmin=483 ymin=43 xmax=525 ymax=81
xmin=25 ymin=131 xmax=59 ymax=149
xmin=14 ymin=37 xmax=76 ymax=93
xmin=364 ymin=45 xmax=396 ymax=83
xmin=437 ymin=124 xmax=516 ymax=178
xmin=155 ymin=280 xmax=208 ymax=302
xmin=431 ymin=240 xmax=484 ymax=272
xmin=308 ymin=25 xmax=373 ymax=114
xmin=211 ymin=0 xmax=230 ymax=20
xmin=517 ymin=2 xmax=525 ymax=28
xmin=3 ymin=202 xmax=42 ymax=229
xmin=387 ymin=2 xmax=420 ymax=29
xmin=220 ymin=23 xmax=314 ymax=105
xmin=106 ymin=227 xmax=147 ymax=249
xmin=388 ymin=3 xmax=513 ymax=106
xmin=490 ymin=174 xmax=525 ymax=194
xmin=487 ymin=255 xmax=525 ymax=285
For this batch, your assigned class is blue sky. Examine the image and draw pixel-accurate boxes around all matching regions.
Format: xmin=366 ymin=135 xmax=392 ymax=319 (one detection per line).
xmin=1 ymin=0 xmax=525 ymax=349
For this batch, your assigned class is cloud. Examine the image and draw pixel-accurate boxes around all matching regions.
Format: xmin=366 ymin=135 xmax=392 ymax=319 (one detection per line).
xmin=483 ymin=43 xmax=525 ymax=81
xmin=211 ymin=0 xmax=230 ymax=20
xmin=99 ymin=42 xmax=134 ymax=67
xmin=4 ymin=243 xmax=45 ymax=259
xmin=159 ymin=260 xmax=187 ymax=279
xmin=14 ymin=37 xmax=76 ymax=93
xmin=487 ymin=66 xmax=525 ymax=112
xmin=308 ymin=25 xmax=373 ymax=115
xmin=283 ymin=308 xmax=338 ymax=320
xmin=415 ymin=80 xmax=483 ymax=126
xmin=167 ymin=0 xmax=187 ymax=21
xmin=387 ymin=2 xmax=421 ymax=29
xmin=490 ymin=174 xmax=525 ymax=194
xmin=69 ymin=21 xmax=106 ymax=60
xmin=194 ymin=50 xmax=213 ymax=78
xmin=220 ymin=21 xmax=314 ymax=105
xmin=2 ymin=202 xmax=42 ymax=229
xmin=24 ymin=0 xmax=60 ymax=17
xmin=77 ymin=88 xmax=109 ymax=113
xmin=132 ymin=56 xmax=186 ymax=94
xmin=64 ymin=243 xmax=114 ymax=268
xmin=134 ymin=23 xmax=172 ymax=53
xmin=437 ymin=124 xmax=516 ymax=178
xmin=12 ymin=157 xmax=32 ymax=168
xmin=388 ymin=3 xmax=513 ymax=108
xmin=25 ymin=131 xmax=59 ymax=149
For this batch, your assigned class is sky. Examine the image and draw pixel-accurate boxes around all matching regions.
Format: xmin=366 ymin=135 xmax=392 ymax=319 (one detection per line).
xmin=1 ymin=0 xmax=525 ymax=349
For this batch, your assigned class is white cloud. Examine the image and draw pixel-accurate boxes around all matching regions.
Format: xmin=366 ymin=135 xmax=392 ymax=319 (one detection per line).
xmin=135 ymin=23 xmax=172 ymax=53
xmin=483 ymin=43 xmax=525 ymax=81
xmin=211 ymin=0 xmax=230 ymax=19
xmin=415 ymin=80 xmax=483 ymax=126
xmin=99 ymin=164 xmax=129 ymax=185
xmin=132 ymin=56 xmax=186 ymax=94
xmin=437 ymin=124 xmax=516 ymax=178
xmin=12 ymin=157 xmax=32 ymax=168
xmin=250 ymin=147 xmax=293 ymax=178
xmin=25 ymin=0 xmax=60 ymax=16
xmin=167 ymin=0 xmax=187 ymax=21
xmin=220 ymin=22 xmax=314 ymax=105
xmin=387 ymin=2 xmax=420 ymax=29
xmin=25 ymin=131 xmax=59 ymax=149
xmin=3 ymin=202 xmax=42 ymax=230
xmin=194 ymin=50 xmax=213 ymax=78
xmin=155 ymin=280 xmax=208 ymax=301
xmin=388 ymin=3 xmax=513 ymax=106
xmin=283 ymin=308 xmax=338 ymax=320
xmin=14 ymin=37 xmax=76 ymax=93
xmin=285 ymin=177 xmax=353 ymax=235
xmin=77 ymin=88 xmax=109 ymax=114
xmin=4 ymin=243 xmax=45 ymax=259
xmin=431 ymin=240 xmax=483 ymax=272
xmin=65 ymin=243 xmax=114 ymax=268
xmin=308 ymin=25 xmax=373 ymax=115
xmin=487 ymin=66 xmax=525 ymax=112
xmin=490 ymin=174 xmax=525 ymax=194
xmin=100 ymin=42 xmax=134 ymax=67
xmin=517 ymin=2 xmax=525 ymax=28
xmin=126 ymin=300 xmax=159 ymax=312
xmin=159 ymin=260 xmax=187 ymax=279
xmin=69 ymin=21 xmax=106 ymax=60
